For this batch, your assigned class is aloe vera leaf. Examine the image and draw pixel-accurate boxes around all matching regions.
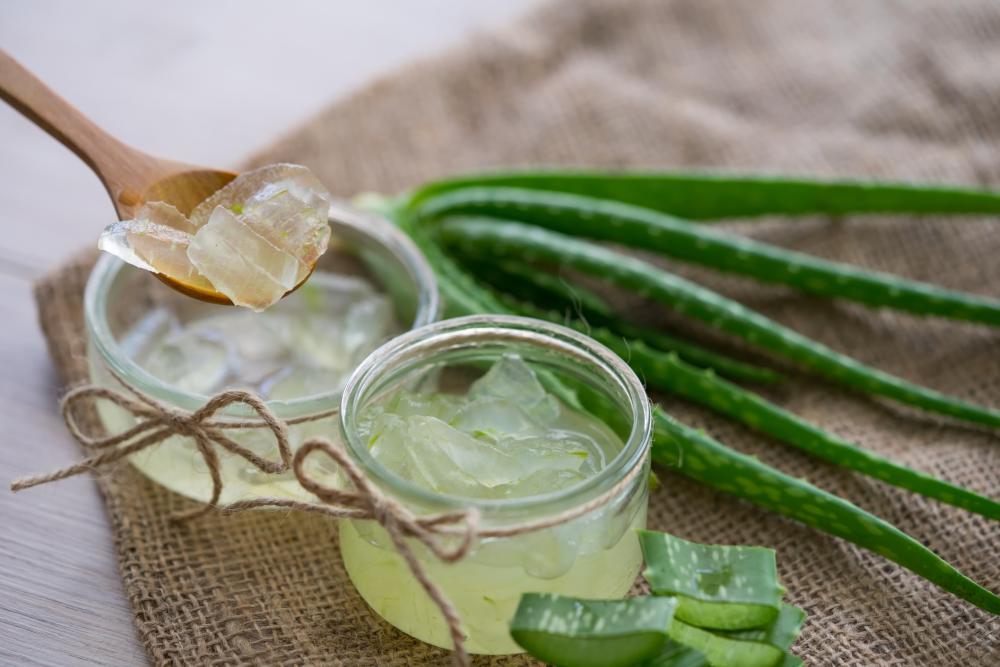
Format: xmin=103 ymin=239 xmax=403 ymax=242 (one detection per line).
xmin=380 ymin=205 xmax=1000 ymax=614
xmin=644 ymin=604 xmax=803 ymax=667
xmin=643 ymin=642 xmax=711 ymax=667
xmin=725 ymin=604 xmax=806 ymax=649
xmin=410 ymin=170 xmax=1000 ymax=220
xmin=474 ymin=260 xmax=784 ymax=385
xmin=509 ymin=594 xmax=677 ymax=667
xmin=635 ymin=344 xmax=1000 ymax=521
xmin=653 ymin=409 xmax=1000 ymax=615
xmin=645 ymin=643 xmax=802 ymax=667
xmin=420 ymin=188 xmax=1000 ymax=326
xmin=640 ymin=530 xmax=784 ymax=630
xmin=668 ymin=619 xmax=785 ymax=667
xmin=412 ymin=274 xmax=1000 ymax=617
xmin=438 ymin=218 xmax=1000 ymax=431
xmin=412 ymin=204 xmax=1000 ymax=520
xmin=500 ymin=296 xmax=1000 ymax=521
xmin=372 ymin=197 xmax=489 ymax=319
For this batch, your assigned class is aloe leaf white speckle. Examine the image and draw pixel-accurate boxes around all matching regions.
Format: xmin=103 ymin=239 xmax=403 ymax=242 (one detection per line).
xmin=640 ymin=530 xmax=784 ymax=630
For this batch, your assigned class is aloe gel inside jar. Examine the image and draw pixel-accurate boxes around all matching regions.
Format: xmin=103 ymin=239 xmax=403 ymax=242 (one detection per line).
xmin=84 ymin=202 xmax=439 ymax=505
xmin=361 ymin=354 xmax=624 ymax=500
xmin=338 ymin=316 xmax=652 ymax=655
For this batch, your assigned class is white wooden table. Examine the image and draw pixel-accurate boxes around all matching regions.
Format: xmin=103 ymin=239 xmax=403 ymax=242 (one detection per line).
xmin=0 ymin=2 xmax=536 ymax=664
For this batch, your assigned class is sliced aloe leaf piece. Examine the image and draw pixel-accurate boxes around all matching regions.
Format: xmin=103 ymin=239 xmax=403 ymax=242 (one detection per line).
xmin=725 ymin=604 xmax=806 ymax=650
xmin=643 ymin=642 xmax=710 ymax=667
xmin=644 ymin=642 xmax=802 ymax=667
xmin=669 ymin=619 xmax=785 ymax=667
xmin=509 ymin=593 xmax=677 ymax=667
xmin=640 ymin=530 xmax=784 ymax=630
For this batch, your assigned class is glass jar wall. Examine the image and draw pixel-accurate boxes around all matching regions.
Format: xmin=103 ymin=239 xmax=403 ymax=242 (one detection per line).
xmin=338 ymin=315 xmax=652 ymax=654
xmin=83 ymin=202 xmax=439 ymax=504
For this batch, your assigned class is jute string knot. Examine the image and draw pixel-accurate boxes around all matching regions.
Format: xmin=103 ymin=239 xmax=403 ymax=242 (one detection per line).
xmin=12 ymin=379 xmax=646 ymax=667
xmin=12 ymin=379 xmax=298 ymax=520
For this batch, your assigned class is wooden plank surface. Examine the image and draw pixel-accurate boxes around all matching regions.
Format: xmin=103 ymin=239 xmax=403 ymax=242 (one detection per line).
xmin=0 ymin=2 xmax=537 ymax=664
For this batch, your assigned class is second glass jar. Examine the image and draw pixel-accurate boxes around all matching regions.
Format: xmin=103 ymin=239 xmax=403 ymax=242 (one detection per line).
xmin=83 ymin=201 xmax=440 ymax=504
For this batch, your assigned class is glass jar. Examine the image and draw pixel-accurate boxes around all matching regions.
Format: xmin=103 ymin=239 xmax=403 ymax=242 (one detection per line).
xmin=338 ymin=315 xmax=652 ymax=655
xmin=83 ymin=201 xmax=439 ymax=504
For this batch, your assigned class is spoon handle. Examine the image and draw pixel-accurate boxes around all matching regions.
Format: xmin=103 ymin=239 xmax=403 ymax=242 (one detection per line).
xmin=0 ymin=49 xmax=160 ymax=214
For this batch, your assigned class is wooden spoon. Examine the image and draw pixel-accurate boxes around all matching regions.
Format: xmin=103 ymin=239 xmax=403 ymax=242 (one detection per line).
xmin=0 ymin=49 xmax=313 ymax=305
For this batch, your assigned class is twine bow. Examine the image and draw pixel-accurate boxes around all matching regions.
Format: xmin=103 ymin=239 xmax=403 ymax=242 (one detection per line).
xmin=12 ymin=379 xmax=646 ymax=667
xmin=10 ymin=379 xmax=479 ymax=664
xmin=12 ymin=380 xmax=301 ymax=519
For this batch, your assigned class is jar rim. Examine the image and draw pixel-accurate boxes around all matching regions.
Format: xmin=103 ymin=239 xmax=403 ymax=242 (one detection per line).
xmin=83 ymin=201 xmax=441 ymax=415
xmin=338 ymin=314 xmax=653 ymax=516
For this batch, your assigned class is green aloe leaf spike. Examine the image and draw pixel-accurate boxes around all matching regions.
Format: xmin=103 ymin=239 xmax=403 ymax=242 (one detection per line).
xmin=419 ymin=188 xmax=1000 ymax=326
xmin=411 ymin=170 xmax=1000 ymax=220
xmin=437 ymin=217 xmax=1000 ymax=431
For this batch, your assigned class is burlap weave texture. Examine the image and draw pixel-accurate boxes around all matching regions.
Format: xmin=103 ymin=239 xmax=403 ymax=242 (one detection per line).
xmin=35 ymin=0 xmax=1000 ymax=664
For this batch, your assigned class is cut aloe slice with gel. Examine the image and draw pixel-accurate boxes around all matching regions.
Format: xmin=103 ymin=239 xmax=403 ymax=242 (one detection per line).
xmin=643 ymin=604 xmax=805 ymax=667
xmin=640 ymin=530 xmax=784 ymax=629
xmin=725 ymin=603 xmax=805 ymax=649
xmin=509 ymin=594 xmax=677 ymax=667
xmin=670 ymin=620 xmax=785 ymax=667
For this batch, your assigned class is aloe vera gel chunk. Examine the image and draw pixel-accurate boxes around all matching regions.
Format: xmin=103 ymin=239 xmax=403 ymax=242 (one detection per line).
xmin=640 ymin=530 xmax=785 ymax=629
xmin=360 ymin=355 xmax=623 ymax=499
xmin=99 ymin=163 xmax=332 ymax=310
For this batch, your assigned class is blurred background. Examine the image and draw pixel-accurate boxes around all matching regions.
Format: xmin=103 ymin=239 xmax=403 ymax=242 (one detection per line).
xmin=0 ymin=0 xmax=537 ymax=274
xmin=0 ymin=2 xmax=535 ymax=665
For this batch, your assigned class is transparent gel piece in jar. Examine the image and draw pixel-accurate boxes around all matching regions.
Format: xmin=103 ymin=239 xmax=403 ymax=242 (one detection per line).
xmin=139 ymin=329 xmax=231 ymax=394
xmin=360 ymin=354 xmax=620 ymax=502
xmin=467 ymin=355 xmax=560 ymax=424
xmin=130 ymin=278 xmax=400 ymax=400
xmin=372 ymin=415 xmax=524 ymax=496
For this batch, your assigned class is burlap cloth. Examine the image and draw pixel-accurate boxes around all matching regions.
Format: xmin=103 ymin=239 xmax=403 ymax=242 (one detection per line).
xmin=32 ymin=0 xmax=1000 ymax=664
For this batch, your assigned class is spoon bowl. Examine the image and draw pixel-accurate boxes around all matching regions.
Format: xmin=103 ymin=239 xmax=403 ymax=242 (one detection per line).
xmin=0 ymin=49 xmax=316 ymax=305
